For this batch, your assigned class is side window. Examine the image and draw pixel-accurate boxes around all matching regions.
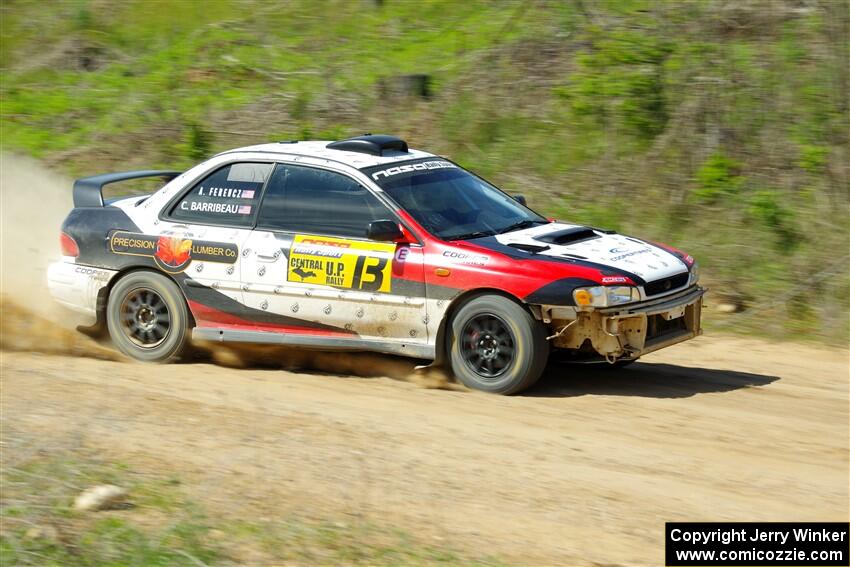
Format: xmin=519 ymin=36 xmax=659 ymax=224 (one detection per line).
xmin=257 ymin=164 xmax=391 ymax=238
xmin=168 ymin=162 xmax=272 ymax=226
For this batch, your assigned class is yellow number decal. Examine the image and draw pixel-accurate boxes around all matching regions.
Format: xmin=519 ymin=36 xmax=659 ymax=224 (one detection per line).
xmin=287 ymin=235 xmax=394 ymax=292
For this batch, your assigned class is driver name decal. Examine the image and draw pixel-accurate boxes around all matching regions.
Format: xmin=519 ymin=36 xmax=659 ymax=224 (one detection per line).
xmin=179 ymin=201 xmax=252 ymax=215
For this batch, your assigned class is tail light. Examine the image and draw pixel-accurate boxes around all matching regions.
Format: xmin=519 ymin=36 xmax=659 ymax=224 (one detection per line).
xmin=60 ymin=232 xmax=79 ymax=257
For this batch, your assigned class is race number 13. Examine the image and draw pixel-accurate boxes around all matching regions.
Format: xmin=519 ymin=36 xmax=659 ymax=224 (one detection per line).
xmin=352 ymin=256 xmax=390 ymax=292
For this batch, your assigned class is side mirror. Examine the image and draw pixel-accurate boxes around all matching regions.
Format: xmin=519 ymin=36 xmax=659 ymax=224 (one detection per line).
xmin=367 ymin=220 xmax=405 ymax=242
xmin=513 ymin=194 xmax=527 ymax=206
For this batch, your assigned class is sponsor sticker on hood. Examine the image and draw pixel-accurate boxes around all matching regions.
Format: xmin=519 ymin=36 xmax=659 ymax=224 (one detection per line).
xmin=493 ymin=222 xmax=688 ymax=282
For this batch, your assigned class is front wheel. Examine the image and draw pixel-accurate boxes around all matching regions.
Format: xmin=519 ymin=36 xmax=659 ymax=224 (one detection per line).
xmin=448 ymin=295 xmax=549 ymax=394
xmin=106 ymin=271 xmax=190 ymax=362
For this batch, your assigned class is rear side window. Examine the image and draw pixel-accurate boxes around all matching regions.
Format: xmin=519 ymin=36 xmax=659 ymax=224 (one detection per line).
xmin=168 ymin=162 xmax=272 ymax=226
xmin=257 ymin=164 xmax=391 ymax=238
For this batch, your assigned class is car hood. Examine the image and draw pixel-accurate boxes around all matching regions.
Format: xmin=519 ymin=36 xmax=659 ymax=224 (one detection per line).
xmin=492 ymin=222 xmax=688 ymax=283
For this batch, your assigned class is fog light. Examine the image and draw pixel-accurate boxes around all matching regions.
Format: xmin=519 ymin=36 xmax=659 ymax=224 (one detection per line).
xmin=574 ymin=289 xmax=592 ymax=306
xmin=573 ymin=285 xmax=639 ymax=307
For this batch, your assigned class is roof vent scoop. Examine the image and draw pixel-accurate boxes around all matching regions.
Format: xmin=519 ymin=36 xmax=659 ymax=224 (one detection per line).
xmin=326 ymin=134 xmax=409 ymax=156
xmin=534 ymin=227 xmax=600 ymax=246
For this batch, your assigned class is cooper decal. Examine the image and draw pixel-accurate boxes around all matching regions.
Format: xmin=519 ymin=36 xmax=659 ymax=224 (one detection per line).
xmin=109 ymin=231 xmax=238 ymax=274
xmin=287 ymin=235 xmax=394 ymax=292
xmin=74 ymin=266 xmax=111 ymax=282
xmin=610 ymin=247 xmax=652 ymax=262
xmin=442 ymin=250 xmax=489 ymax=266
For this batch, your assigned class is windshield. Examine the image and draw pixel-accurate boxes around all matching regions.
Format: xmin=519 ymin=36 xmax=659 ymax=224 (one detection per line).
xmin=363 ymin=159 xmax=547 ymax=240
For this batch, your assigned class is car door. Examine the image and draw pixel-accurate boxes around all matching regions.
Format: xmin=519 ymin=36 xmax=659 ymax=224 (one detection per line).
xmin=240 ymin=162 xmax=429 ymax=349
xmin=156 ymin=161 xmax=273 ymax=307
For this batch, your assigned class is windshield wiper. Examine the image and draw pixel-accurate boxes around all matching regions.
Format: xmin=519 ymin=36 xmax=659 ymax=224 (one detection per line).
xmin=446 ymin=230 xmax=496 ymax=241
xmin=497 ymin=219 xmax=546 ymax=234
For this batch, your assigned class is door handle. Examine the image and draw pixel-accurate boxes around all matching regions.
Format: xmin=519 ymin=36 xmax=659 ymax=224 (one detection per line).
xmin=256 ymin=250 xmax=282 ymax=262
xmin=167 ymin=224 xmax=192 ymax=234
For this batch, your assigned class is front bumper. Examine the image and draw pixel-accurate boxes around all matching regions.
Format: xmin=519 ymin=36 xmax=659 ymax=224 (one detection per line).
xmin=547 ymin=286 xmax=705 ymax=360
xmin=47 ymin=261 xmax=118 ymax=325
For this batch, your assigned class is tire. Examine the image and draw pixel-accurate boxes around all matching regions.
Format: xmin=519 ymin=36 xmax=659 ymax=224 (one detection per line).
xmin=612 ymin=358 xmax=639 ymax=368
xmin=106 ymin=271 xmax=190 ymax=362
xmin=447 ymin=294 xmax=549 ymax=394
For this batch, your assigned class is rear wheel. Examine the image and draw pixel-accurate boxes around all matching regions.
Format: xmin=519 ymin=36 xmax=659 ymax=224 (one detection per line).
xmin=448 ymin=295 xmax=548 ymax=394
xmin=106 ymin=271 xmax=190 ymax=362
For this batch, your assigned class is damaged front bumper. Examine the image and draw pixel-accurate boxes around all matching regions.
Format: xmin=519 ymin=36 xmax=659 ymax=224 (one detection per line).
xmin=541 ymin=286 xmax=705 ymax=362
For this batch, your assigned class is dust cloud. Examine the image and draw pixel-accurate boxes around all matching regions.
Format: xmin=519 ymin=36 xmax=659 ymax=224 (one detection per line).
xmin=1 ymin=153 xmax=74 ymax=317
xmin=195 ymin=341 xmax=456 ymax=389
xmin=0 ymin=153 xmax=113 ymax=355
xmin=0 ymin=153 xmax=453 ymax=388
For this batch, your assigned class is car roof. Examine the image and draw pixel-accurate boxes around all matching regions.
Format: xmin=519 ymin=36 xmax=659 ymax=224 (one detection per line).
xmin=215 ymin=140 xmax=437 ymax=169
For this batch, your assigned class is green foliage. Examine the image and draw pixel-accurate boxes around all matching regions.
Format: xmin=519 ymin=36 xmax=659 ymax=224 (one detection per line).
xmin=69 ymin=516 xmax=219 ymax=566
xmin=558 ymin=27 xmax=671 ymax=142
xmin=0 ymin=455 xmax=220 ymax=566
xmin=0 ymin=0 xmax=847 ymax=342
xmin=0 ymin=454 xmax=501 ymax=566
xmin=185 ymin=123 xmax=211 ymax=161
xmin=693 ymin=154 xmax=745 ymax=203
xmin=798 ymin=144 xmax=829 ymax=173
xmin=551 ymin=200 xmax=626 ymax=233
xmin=747 ymin=190 xmax=798 ymax=251
xmin=73 ymin=2 xmax=93 ymax=32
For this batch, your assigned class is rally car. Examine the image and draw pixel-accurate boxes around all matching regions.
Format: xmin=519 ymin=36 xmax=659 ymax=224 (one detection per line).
xmin=48 ymin=134 xmax=704 ymax=394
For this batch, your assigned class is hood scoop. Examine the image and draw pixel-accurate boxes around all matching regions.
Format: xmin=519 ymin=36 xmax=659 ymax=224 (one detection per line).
xmin=507 ymin=242 xmax=550 ymax=254
xmin=534 ymin=226 xmax=599 ymax=246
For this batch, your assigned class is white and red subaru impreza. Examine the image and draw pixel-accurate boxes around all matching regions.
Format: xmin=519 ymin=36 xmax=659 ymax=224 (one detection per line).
xmin=49 ymin=134 xmax=704 ymax=394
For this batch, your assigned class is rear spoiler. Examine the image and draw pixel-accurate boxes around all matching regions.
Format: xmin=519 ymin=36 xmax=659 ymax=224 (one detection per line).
xmin=73 ymin=170 xmax=183 ymax=207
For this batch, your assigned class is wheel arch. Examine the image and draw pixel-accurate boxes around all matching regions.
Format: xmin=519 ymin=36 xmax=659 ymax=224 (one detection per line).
xmin=433 ymin=287 xmax=531 ymax=366
xmin=89 ymin=267 xmax=195 ymax=335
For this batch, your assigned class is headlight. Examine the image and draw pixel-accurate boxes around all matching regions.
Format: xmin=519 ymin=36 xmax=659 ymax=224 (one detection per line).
xmin=689 ymin=261 xmax=700 ymax=285
xmin=573 ymin=286 xmax=639 ymax=308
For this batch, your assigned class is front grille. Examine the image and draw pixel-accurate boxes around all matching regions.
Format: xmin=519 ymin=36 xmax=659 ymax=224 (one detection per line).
xmin=646 ymin=313 xmax=687 ymax=340
xmin=644 ymin=273 xmax=689 ymax=297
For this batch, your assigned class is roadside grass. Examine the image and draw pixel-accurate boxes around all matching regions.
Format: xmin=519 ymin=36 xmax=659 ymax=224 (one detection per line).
xmin=0 ymin=450 xmax=503 ymax=566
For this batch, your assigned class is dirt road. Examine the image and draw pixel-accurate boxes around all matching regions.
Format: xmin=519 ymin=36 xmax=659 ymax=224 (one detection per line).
xmin=1 ymin=333 xmax=847 ymax=566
